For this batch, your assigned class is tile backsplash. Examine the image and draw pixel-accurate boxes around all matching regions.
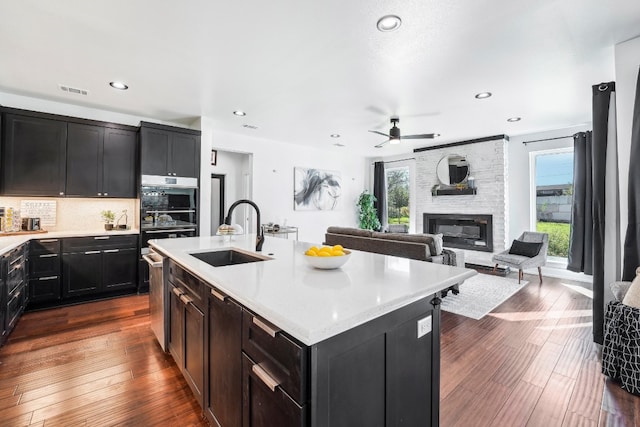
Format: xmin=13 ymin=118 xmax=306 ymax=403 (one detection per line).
xmin=0 ymin=197 xmax=139 ymax=232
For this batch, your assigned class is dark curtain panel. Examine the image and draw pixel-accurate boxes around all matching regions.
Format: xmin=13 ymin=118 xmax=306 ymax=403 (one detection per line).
xmin=373 ymin=161 xmax=386 ymax=228
xmin=567 ymin=131 xmax=593 ymax=274
xmin=623 ymin=70 xmax=640 ymax=280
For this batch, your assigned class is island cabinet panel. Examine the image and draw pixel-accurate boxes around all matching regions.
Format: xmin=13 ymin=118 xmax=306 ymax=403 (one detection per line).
xmin=167 ymin=260 xmax=205 ymax=406
xmin=242 ymin=353 xmax=308 ymax=427
xmin=310 ymin=297 xmax=440 ymax=427
xmin=1 ymin=113 xmax=67 ymax=196
xmin=206 ymin=288 xmax=243 ymax=427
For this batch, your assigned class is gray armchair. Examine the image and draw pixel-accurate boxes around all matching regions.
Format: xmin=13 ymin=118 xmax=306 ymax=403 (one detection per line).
xmin=492 ymin=231 xmax=549 ymax=283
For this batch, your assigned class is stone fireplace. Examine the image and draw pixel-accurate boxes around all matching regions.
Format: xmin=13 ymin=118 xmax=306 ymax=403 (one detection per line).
xmin=423 ymin=213 xmax=493 ymax=252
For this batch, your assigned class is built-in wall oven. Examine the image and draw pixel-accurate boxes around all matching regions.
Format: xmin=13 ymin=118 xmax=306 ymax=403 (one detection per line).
xmin=139 ymin=175 xmax=199 ymax=292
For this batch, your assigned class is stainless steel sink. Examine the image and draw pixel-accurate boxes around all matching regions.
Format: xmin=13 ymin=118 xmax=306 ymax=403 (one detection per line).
xmin=190 ymin=249 xmax=269 ymax=267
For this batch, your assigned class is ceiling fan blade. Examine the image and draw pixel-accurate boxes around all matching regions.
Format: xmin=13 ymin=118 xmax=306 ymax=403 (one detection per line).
xmin=401 ymin=133 xmax=437 ymax=140
xmin=368 ymin=130 xmax=390 ymax=137
xmin=374 ymin=139 xmax=391 ymax=148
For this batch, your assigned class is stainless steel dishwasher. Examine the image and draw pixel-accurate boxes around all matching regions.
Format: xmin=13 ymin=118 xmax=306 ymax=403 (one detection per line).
xmin=143 ymin=248 xmax=168 ymax=351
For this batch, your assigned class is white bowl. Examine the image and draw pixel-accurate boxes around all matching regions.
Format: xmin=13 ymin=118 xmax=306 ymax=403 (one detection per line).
xmin=304 ymin=250 xmax=351 ymax=270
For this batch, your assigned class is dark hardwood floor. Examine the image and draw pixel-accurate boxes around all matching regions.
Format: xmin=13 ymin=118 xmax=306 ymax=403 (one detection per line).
xmin=0 ymin=272 xmax=638 ymax=426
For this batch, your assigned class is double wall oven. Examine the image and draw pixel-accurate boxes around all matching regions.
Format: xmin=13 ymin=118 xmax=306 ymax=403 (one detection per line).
xmin=139 ymin=175 xmax=199 ymax=291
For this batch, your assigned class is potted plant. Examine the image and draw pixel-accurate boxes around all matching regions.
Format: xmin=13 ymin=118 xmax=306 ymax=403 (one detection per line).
xmin=356 ymin=190 xmax=381 ymax=231
xmin=101 ymin=210 xmax=115 ymax=230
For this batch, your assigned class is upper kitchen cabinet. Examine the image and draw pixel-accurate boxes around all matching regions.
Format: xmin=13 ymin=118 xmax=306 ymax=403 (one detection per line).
xmin=140 ymin=122 xmax=201 ymax=178
xmin=1 ymin=111 xmax=67 ymax=196
xmin=66 ymin=123 xmax=137 ymax=198
xmin=0 ymin=107 xmax=138 ymax=198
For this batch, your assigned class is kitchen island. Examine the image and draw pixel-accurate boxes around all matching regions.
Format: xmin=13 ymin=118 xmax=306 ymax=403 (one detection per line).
xmin=150 ymin=234 xmax=476 ymax=427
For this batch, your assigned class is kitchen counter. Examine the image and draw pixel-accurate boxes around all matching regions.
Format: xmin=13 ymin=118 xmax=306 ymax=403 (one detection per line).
xmin=150 ymin=234 xmax=476 ymax=345
xmin=0 ymin=229 xmax=139 ymax=255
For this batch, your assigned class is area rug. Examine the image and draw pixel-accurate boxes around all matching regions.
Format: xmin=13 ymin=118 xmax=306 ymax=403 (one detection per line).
xmin=440 ymin=273 xmax=528 ymax=320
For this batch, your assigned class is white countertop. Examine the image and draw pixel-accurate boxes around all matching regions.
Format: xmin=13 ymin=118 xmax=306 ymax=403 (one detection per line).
xmin=0 ymin=229 xmax=139 ymax=254
xmin=150 ymin=234 xmax=477 ymax=346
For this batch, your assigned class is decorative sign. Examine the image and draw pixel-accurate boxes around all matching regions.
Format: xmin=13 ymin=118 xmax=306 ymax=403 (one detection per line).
xmin=20 ymin=200 xmax=57 ymax=227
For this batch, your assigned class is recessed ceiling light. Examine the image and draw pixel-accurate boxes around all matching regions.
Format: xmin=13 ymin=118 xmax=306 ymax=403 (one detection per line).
xmin=475 ymin=92 xmax=492 ymax=99
xmin=109 ymin=81 xmax=128 ymax=90
xmin=377 ymin=15 xmax=402 ymax=32
xmin=507 ymin=117 xmax=521 ymax=122
xmin=330 ymin=134 xmax=340 ymax=138
xmin=333 ymin=143 xmax=345 ymax=147
xmin=233 ymin=110 xmax=246 ymax=116
xmin=242 ymin=124 xmax=258 ymax=129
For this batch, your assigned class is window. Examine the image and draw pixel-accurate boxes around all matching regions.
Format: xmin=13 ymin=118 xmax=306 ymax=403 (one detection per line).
xmin=530 ymin=148 xmax=574 ymax=259
xmin=386 ymin=166 xmax=410 ymax=227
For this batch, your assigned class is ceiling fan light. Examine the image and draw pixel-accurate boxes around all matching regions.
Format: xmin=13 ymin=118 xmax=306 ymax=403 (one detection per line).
xmin=389 ymin=138 xmax=401 ymax=145
xmin=377 ymin=15 xmax=402 ymax=32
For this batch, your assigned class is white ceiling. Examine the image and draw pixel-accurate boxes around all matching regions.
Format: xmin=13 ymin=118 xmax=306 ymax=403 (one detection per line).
xmin=1 ymin=0 xmax=639 ymax=156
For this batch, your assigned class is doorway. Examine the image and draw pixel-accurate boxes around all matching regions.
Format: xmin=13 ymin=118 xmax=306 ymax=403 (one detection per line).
xmin=211 ymin=174 xmax=226 ymax=235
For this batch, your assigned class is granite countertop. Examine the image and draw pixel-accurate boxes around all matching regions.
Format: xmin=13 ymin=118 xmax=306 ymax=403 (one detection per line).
xmin=0 ymin=229 xmax=140 ymax=254
xmin=150 ymin=234 xmax=477 ymax=346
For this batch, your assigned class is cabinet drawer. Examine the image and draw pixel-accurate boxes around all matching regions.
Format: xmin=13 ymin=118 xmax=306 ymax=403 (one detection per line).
xmin=242 ymin=310 xmax=308 ymax=405
xmin=29 ymin=277 xmax=61 ymax=303
xmin=30 ymin=238 xmax=61 ymax=255
xmin=29 ymin=252 xmax=60 ymax=277
xmin=242 ymin=353 xmax=307 ymax=427
xmin=168 ymin=261 xmax=205 ymax=311
xmin=62 ymin=234 xmax=138 ymax=252
xmin=7 ymin=259 xmax=26 ymax=295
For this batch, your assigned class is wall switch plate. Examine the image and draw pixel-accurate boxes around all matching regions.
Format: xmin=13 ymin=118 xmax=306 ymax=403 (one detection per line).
xmin=417 ymin=315 xmax=432 ymax=338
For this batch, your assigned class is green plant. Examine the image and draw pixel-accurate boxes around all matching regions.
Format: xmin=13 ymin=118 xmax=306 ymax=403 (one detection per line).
xmin=101 ymin=210 xmax=115 ymax=224
xmin=356 ymin=191 xmax=381 ymax=231
xmin=536 ymin=221 xmax=570 ymax=257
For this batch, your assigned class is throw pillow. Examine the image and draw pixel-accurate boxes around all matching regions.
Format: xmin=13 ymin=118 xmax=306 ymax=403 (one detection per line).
xmin=610 ymin=281 xmax=632 ymax=302
xmin=424 ymin=233 xmax=444 ymax=255
xmin=623 ymin=268 xmax=640 ymax=308
xmin=508 ymin=239 xmax=543 ymax=257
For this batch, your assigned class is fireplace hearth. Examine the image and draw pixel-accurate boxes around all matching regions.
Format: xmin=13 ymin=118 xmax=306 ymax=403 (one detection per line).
xmin=423 ymin=213 xmax=493 ymax=252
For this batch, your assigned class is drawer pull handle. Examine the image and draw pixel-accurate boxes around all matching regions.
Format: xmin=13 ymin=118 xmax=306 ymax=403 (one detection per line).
xmin=84 ymin=251 xmax=101 ymax=255
xmin=39 ymin=254 xmax=58 ymax=258
xmin=210 ymin=288 xmax=227 ymax=301
xmin=172 ymin=287 xmax=183 ymax=297
xmin=38 ymin=276 xmax=58 ymax=281
xmin=252 ymin=364 xmax=280 ymax=392
xmin=253 ymin=317 xmax=280 ymax=337
xmin=103 ymin=249 xmax=120 ymax=253
xmin=38 ymin=239 xmax=59 ymax=243
xmin=94 ymin=236 xmax=110 ymax=240
xmin=179 ymin=294 xmax=192 ymax=305
xmin=142 ymin=254 xmax=163 ymax=268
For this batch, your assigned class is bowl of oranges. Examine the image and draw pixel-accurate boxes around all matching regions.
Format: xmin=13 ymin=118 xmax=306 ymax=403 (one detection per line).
xmin=303 ymin=245 xmax=351 ymax=269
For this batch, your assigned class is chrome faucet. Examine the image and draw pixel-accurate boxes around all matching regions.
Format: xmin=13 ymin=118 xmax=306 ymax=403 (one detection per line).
xmin=224 ymin=199 xmax=265 ymax=252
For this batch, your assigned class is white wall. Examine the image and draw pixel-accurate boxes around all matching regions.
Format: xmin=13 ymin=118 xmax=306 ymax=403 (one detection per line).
xmin=199 ymin=125 xmax=368 ymax=244
xmin=615 ymin=36 xmax=640 ymax=260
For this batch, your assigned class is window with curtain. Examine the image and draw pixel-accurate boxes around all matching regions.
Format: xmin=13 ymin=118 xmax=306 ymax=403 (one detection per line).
xmin=386 ymin=166 xmax=410 ymax=227
xmin=531 ymin=148 xmax=574 ymax=260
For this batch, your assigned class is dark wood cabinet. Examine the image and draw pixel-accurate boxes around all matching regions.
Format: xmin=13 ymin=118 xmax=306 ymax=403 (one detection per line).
xmin=206 ymin=289 xmax=243 ymax=427
xmin=1 ymin=113 xmax=67 ymax=196
xmin=28 ymin=238 xmax=61 ymax=304
xmin=1 ymin=107 xmax=138 ymax=198
xmin=2 ymin=244 xmax=28 ymax=344
xmin=167 ymin=261 xmax=205 ymax=406
xmin=140 ymin=122 xmax=200 ymax=178
xmin=61 ymin=235 xmax=138 ymax=298
xmin=242 ymin=353 xmax=306 ymax=427
xmin=102 ymin=128 xmax=137 ymax=198
xmin=65 ymin=124 xmax=137 ymax=198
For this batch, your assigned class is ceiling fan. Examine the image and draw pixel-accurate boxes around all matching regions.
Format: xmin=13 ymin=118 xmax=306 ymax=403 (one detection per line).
xmin=369 ymin=117 xmax=438 ymax=148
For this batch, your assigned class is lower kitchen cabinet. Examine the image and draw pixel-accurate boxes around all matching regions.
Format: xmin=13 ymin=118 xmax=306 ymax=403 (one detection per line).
xmin=206 ymin=288 xmax=243 ymax=427
xmin=168 ymin=261 xmax=205 ymax=406
xmin=28 ymin=238 xmax=62 ymax=303
xmin=1 ymin=243 xmax=28 ymax=346
xmin=61 ymin=235 xmax=138 ymax=299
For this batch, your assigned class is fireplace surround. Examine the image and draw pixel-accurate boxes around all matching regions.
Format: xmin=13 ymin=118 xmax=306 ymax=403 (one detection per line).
xmin=423 ymin=213 xmax=493 ymax=252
